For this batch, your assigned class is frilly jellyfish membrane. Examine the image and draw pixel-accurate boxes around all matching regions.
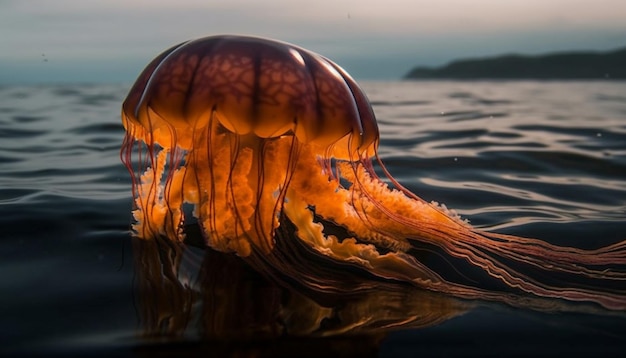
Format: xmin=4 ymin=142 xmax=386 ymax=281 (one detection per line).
xmin=121 ymin=35 xmax=626 ymax=311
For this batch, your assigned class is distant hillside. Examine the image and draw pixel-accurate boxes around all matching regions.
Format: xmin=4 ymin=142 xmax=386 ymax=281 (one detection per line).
xmin=404 ymin=47 xmax=626 ymax=80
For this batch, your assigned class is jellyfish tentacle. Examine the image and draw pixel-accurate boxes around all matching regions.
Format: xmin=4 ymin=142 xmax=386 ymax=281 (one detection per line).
xmin=347 ymin=162 xmax=626 ymax=309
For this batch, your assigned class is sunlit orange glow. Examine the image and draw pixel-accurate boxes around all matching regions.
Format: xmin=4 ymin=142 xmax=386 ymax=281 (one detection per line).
xmin=122 ymin=35 xmax=626 ymax=310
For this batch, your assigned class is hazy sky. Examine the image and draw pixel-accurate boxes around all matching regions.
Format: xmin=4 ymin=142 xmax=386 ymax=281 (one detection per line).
xmin=1 ymin=0 xmax=625 ymax=84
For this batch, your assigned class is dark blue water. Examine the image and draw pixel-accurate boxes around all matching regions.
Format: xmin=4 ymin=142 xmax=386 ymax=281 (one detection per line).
xmin=1 ymin=81 xmax=625 ymax=357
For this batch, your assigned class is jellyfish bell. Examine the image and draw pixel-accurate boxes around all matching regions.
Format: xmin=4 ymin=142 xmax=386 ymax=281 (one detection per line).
xmin=122 ymin=35 xmax=626 ymax=311
xmin=122 ymin=35 xmax=377 ymax=157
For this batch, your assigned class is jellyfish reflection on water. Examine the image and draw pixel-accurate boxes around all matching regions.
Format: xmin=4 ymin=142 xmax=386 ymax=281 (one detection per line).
xmin=121 ymin=35 xmax=626 ymax=311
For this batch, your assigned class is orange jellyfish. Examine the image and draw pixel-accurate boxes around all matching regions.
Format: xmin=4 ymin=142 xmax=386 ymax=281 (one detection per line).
xmin=121 ymin=35 xmax=626 ymax=310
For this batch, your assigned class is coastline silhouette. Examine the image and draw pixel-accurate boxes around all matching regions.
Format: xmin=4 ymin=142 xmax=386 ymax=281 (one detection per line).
xmin=405 ymin=47 xmax=626 ymax=80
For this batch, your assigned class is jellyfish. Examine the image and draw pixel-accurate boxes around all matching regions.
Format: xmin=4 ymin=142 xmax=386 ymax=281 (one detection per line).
xmin=121 ymin=35 xmax=626 ymax=310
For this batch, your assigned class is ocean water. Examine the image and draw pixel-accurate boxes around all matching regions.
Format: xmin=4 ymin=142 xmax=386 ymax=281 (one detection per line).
xmin=1 ymin=81 xmax=625 ymax=357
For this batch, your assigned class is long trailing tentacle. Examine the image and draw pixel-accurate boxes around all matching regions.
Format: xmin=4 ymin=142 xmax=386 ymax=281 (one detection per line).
xmin=348 ymin=161 xmax=626 ymax=310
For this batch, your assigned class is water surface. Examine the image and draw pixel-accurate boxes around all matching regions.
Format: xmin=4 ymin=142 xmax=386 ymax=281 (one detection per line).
xmin=1 ymin=81 xmax=625 ymax=357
